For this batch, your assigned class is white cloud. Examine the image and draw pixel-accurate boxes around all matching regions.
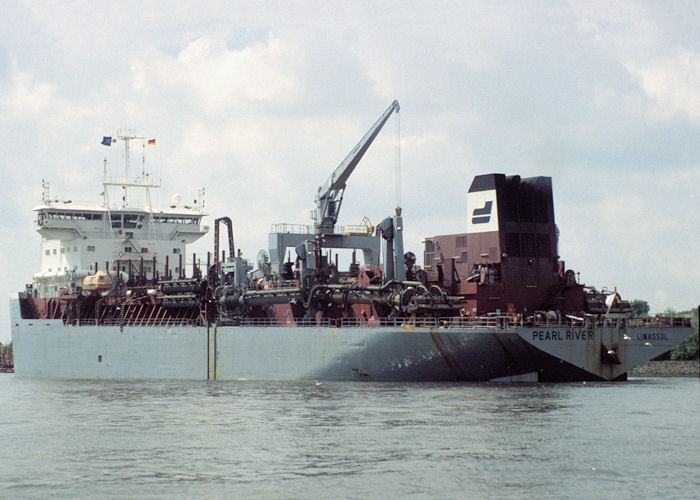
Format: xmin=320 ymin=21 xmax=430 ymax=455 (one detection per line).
xmin=556 ymin=167 xmax=700 ymax=312
xmin=131 ymin=36 xmax=300 ymax=116
xmin=1 ymin=67 xmax=55 ymax=115
xmin=625 ymin=49 xmax=700 ymax=124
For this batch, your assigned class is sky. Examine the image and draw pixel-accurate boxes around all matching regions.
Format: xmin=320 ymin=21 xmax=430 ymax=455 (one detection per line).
xmin=1 ymin=0 xmax=698 ymax=341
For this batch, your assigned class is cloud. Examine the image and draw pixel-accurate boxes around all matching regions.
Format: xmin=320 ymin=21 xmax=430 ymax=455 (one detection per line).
xmin=130 ymin=36 xmax=301 ymax=116
xmin=625 ymin=49 xmax=700 ymax=124
xmin=1 ymin=67 xmax=56 ymax=115
xmin=555 ymin=167 xmax=700 ymax=311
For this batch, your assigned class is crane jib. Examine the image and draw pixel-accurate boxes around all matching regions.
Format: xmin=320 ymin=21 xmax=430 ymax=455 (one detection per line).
xmin=315 ymin=100 xmax=400 ymax=234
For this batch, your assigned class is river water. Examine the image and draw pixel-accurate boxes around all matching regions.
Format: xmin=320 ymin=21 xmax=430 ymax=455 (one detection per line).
xmin=1 ymin=375 xmax=698 ymax=499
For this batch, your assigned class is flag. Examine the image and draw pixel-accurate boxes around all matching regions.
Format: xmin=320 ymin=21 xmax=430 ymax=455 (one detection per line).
xmin=101 ymin=136 xmax=112 ymax=146
xmin=148 ymin=138 xmax=156 ymax=145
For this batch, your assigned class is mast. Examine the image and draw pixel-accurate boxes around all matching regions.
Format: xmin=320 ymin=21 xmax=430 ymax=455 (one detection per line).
xmin=118 ymin=129 xmax=144 ymax=207
xmin=101 ymin=130 xmax=161 ymax=210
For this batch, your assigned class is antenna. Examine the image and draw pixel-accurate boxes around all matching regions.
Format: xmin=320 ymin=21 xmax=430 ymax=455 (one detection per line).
xmin=102 ymin=130 xmax=160 ymax=213
xmin=117 ymin=129 xmax=145 ymax=207
xmin=196 ymin=187 xmax=206 ymax=211
xmin=41 ymin=179 xmax=50 ymax=204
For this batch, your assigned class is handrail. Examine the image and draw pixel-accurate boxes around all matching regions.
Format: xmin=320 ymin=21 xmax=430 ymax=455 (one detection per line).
xmin=60 ymin=314 xmax=691 ymax=329
xmin=270 ymin=223 xmax=348 ymax=235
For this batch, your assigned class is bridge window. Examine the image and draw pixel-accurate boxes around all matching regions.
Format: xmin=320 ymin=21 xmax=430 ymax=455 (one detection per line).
xmin=111 ymin=214 xmax=121 ymax=228
xmin=87 ymin=246 xmax=95 ymax=252
xmin=124 ymin=214 xmax=139 ymax=228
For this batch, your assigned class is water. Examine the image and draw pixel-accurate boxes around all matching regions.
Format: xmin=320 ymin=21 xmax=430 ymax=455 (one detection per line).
xmin=1 ymin=376 xmax=698 ymax=499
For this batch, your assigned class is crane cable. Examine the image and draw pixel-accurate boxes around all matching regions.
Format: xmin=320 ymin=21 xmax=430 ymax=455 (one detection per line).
xmin=395 ymin=108 xmax=401 ymax=214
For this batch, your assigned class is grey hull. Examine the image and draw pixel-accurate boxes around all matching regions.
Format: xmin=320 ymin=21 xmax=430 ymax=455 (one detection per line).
xmin=11 ymin=299 xmax=692 ymax=382
xmin=11 ymin=320 xmax=692 ymax=383
xmin=11 ymin=320 xmax=539 ymax=381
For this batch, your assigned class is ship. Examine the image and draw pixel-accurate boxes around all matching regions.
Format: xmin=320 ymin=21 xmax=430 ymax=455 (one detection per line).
xmin=10 ymin=105 xmax=693 ymax=382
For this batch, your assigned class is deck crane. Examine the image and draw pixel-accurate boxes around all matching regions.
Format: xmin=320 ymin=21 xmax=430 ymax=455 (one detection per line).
xmin=313 ymin=100 xmax=400 ymax=235
xmin=268 ymin=100 xmax=401 ymax=276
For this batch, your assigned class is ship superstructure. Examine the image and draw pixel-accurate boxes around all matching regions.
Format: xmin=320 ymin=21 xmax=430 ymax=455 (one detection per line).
xmin=10 ymin=108 xmax=694 ymax=382
xmin=32 ymin=131 xmax=208 ymax=298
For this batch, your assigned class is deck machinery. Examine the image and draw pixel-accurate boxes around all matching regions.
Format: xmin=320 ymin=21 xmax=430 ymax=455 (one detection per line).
xmin=20 ymin=101 xmax=632 ymax=328
xmin=210 ymin=103 xmax=628 ymax=324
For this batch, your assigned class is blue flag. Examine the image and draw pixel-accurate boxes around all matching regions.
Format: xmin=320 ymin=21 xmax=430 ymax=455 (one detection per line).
xmin=101 ymin=136 xmax=112 ymax=146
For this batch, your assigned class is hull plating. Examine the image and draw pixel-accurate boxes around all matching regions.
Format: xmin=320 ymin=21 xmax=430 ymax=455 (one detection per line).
xmin=12 ymin=321 xmax=537 ymax=381
xmin=11 ymin=302 xmax=691 ymax=382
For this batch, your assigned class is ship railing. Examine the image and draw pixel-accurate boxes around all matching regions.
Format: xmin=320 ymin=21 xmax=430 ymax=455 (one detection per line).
xmin=270 ymin=223 xmax=348 ymax=235
xmin=63 ymin=318 xmax=203 ymax=327
xmin=625 ymin=316 xmax=691 ymax=328
xmin=60 ymin=315 xmax=692 ymax=329
xmin=532 ymin=316 xmax=692 ymax=329
xmin=270 ymin=223 xmax=315 ymax=234
xmin=216 ymin=316 xmax=522 ymax=329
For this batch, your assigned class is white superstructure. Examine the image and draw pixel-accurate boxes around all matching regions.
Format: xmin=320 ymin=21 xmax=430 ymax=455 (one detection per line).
xmin=33 ymin=131 xmax=209 ymax=297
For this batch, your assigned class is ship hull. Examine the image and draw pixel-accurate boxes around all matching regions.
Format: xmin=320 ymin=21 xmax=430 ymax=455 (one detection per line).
xmin=11 ymin=320 xmax=539 ymax=382
xmin=11 ymin=301 xmax=691 ymax=382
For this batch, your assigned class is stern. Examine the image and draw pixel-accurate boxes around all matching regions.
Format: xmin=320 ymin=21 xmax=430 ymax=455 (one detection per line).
xmin=518 ymin=317 xmax=693 ymax=381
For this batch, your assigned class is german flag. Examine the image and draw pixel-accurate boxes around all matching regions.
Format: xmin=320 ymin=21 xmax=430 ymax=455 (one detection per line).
xmin=148 ymin=138 xmax=156 ymax=145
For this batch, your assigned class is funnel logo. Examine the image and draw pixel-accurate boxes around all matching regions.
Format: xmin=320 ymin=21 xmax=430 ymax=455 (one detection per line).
xmin=472 ymin=201 xmax=493 ymax=224
xmin=467 ymin=190 xmax=498 ymax=233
